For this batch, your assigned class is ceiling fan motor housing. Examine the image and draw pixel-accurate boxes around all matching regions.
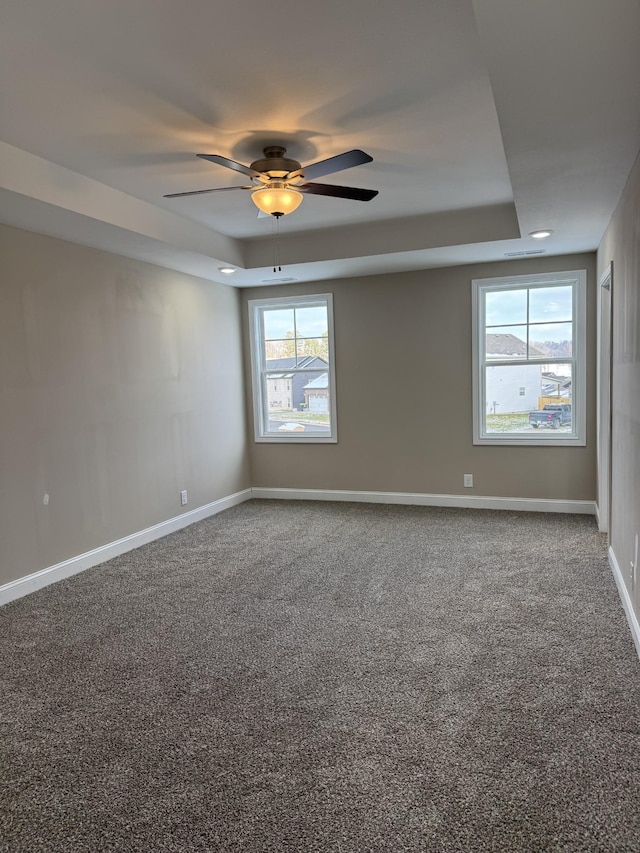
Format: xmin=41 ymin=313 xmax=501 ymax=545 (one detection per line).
xmin=250 ymin=146 xmax=302 ymax=177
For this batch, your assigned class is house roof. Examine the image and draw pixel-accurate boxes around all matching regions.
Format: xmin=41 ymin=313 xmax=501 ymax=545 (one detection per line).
xmin=303 ymin=375 xmax=329 ymax=390
xmin=1 ymin=1 xmax=638 ymax=286
xmin=266 ymin=356 xmax=328 ymax=373
xmin=542 ymin=373 xmax=572 ymax=391
xmin=486 ymin=333 xmax=546 ymax=358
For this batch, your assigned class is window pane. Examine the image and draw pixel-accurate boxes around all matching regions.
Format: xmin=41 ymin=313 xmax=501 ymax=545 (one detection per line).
xmin=295 ymin=305 xmax=328 ymax=338
xmin=529 ymin=323 xmax=573 ymax=358
xmin=485 ymin=327 xmax=528 ymax=360
xmin=265 ymin=339 xmax=295 ymax=360
xmin=263 ymin=308 xmax=294 ymax=340
xmin=264 ymin=371 xmax=294 ymax=413
xmin=264 ymin=371 xmax=332 ymax=436
xmin=297 ymin=337 xmax=329 ymax=362
xmin=484 ymin=363 xmax=573 ymax=434
xmin=529 ymin=286 xmax=573 ymax=324
xmin=485 ymin=289 xmax=527 ymax=327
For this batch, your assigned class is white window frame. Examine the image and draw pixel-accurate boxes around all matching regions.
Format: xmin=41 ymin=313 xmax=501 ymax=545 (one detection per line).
xmin=472 ymin=270 xmax=587 ymax=446
xmin=248 ymin=293 xmax=338 ymax=443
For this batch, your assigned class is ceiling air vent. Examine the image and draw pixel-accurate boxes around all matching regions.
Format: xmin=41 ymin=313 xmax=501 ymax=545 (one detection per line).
xmin=261 ymin=276 xmax=298 ymax=284
xmin=504 ymin=249 xmax=547 ymax=257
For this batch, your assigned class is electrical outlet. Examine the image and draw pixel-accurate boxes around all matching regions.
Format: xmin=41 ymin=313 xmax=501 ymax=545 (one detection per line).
xmin=180 ymin=489 xmax=188 ymax=506
xmin=463 ymin=474 xmax=473 ymax=488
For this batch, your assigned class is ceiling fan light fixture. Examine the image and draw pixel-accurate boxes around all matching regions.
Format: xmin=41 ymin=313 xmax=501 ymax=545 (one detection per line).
xmin=251 ymin=186 xmax=303 ymax=217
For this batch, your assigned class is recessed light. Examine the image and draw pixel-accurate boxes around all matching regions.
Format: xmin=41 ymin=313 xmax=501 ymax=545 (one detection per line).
xmin=529 ymin=229 xmax=553 ymax=239
xmin=218 ymin=267 xmax=236 ymax=274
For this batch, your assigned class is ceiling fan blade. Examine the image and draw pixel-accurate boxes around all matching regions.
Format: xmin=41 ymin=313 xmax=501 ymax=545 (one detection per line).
xmin=288 ymin=149 xmax=373 ymax=181
xmin=197 ymin=153 xmax=262 ymax=179
xmin=299 ymin=182 xmax=378 ymax=201
xmin=163 ymin=185 xmax=251 ymax=198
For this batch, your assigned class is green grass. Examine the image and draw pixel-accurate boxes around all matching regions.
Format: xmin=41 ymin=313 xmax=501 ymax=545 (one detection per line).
xmin=270 ymin=411 xmax=330 ymax=424
xmin=486 ymin=412 xmax=530 ymax=432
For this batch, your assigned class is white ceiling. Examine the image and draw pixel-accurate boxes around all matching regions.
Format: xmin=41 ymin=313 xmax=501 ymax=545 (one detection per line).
xmin=1 ymin=0 xmax=639 ymax=287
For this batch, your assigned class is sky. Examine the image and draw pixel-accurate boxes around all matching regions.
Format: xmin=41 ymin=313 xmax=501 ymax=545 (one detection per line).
xmin=263 ymin=305 xmax=328 ymax=340
xmin=485 ymin=286 xmax=572 ymax=325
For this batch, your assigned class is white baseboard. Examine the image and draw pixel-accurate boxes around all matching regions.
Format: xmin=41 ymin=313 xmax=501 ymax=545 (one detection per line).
xmin=0 ymin=488 xmax=252 ymax=607
xmin=608 ymin=546 xmax=640 ymax=661
xmin=1 ymin=487 xmax=598 ymax=608
xmin=251 ymin=487 xmax=596 ymax=515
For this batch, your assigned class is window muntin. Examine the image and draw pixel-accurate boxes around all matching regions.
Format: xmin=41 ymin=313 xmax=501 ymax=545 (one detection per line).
xmin=249 ymin=294 xmax=337 ymax=442
xmin=472 ymin=271 xmax=586 ymax=446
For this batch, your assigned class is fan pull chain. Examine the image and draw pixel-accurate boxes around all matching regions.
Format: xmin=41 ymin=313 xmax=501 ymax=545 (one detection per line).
xmin=272 ymin=214 xmax=282 ymax=273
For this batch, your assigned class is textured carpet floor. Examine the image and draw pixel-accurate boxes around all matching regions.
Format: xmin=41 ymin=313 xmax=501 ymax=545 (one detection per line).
xmin=1 ymin=500 xmax=640 ymax=852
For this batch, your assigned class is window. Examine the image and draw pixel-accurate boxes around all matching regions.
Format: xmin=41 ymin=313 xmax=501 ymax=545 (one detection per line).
xmin=248 ymin=293 xmax=337 ymax=442
xmin=472 ymin=270 xmax=586 ymax=445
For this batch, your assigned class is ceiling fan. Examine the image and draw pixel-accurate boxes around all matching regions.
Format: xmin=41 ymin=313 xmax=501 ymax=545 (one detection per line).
xmin=164 ymin=146 xmax=378 ymax=217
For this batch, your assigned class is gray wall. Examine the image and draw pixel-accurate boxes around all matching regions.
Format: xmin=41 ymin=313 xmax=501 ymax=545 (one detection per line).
xmin=243 ymin=253 xmax=597 ymax=500
xmin=598 ymin=150 xmax=640 ymax=623
xmin=0 ymin=223 xmax=599 ymax=593
xmin=0 ymin=224 xmax=250 ymax=587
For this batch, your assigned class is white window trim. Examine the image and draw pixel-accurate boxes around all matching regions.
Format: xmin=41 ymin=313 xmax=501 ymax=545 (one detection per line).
xmin=248 ymin=293 xmax=338 ymax=443
xmin=472 ymin=270 xmax=587 ymax=446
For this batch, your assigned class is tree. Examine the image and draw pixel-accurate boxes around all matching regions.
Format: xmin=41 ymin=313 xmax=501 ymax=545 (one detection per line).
xmin=297 ymin=335 xmax=329 ymax=360
xmin=265 ymin=331 xmax=328 ymax=361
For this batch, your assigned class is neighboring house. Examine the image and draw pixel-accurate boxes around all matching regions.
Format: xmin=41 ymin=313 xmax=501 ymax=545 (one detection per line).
xmin=266 ymin=374 xmax=293 ymax=410
xmin=485 ymin=332 xmax=548 ymax=360
xmin=485 ymin=333 xmax=545 ymax=414
xmin=266 ymin=356 xmax=328 ymax=411
xmin=541 ymin=373 xmax=572 ymax=400
xmin=303 ymin=373 xmax=330 ymax=412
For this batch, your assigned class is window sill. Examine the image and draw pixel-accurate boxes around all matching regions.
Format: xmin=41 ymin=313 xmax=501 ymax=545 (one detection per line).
xmin=473 ymin=435 xmax=586 ymax=447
